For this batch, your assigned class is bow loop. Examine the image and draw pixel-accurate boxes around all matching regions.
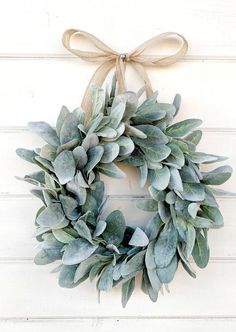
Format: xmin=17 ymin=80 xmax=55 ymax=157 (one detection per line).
xmin=62 ymin=29 xmax=188 ymax=124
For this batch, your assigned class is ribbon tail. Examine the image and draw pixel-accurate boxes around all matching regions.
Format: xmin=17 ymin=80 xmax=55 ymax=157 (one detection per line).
xmin=81 ymin=60 xmax=115 ymax=125
xmin=116 ymin=57 xmax=127 ymax=93
xmin=131 ymin=61 xmax=154 ymax=97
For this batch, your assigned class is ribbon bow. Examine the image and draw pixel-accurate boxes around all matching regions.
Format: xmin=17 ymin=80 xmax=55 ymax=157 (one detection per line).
xmin=62 ymin=29 xmax=188 ymax=123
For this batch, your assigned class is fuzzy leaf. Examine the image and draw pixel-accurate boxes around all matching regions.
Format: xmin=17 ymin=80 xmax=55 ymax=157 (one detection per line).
xmin=202 ymin=165 xmax=232 ymax=185
xmin=117 ymin=136 xmax=135 ymax=156
xmin=73 ymin=146 xmax=88 ymax=169
xmin=100 ymin=143 xmax=119 ymax=163
xmin=121 ymin=277 xmax=135 ymax=308
xmin=182 ymin=183 xmax=205 ymax=202
xmin=62 ymin=238 xmax=98 ymax=265
xmin=96 ymin=162 xmax=126 ymax=179
xmin=58 ymin=264 xmax=77 ymax=288
xmin=129 ymin=227 xmax=149 ymax=247
xmin=97 ymin=264 xmax=114 ymax=291
xmin=28 ymin=121 xmax=60 ymax=147
xmin=16 ymin=148 xmax=37 ymax=164
xmin=151 ymin=166 xmax=170 ymax=191
xmin=156 ymin=254 xmax=178 ymax=283
xmin=102 ymin=210 xmax=126 ymax=245
xmin=36 ymin=204 xmax=65 ymax=228
xmin=154 ymin=223 xmax=178 ymax=268
xmin=54 ymin=150 xmax=76 ymax=185
xmin=192 ymin=232 xmax=209 ymax=268
xmin=121 ymin=251 xmax=146 ymax=277
xmin=166 ymin=119 xmax=202 ymax=137
xmin=85 ymin=146 xmax=104 ymax=173
xmin=189 ymin=152 xmax=227 ymax=164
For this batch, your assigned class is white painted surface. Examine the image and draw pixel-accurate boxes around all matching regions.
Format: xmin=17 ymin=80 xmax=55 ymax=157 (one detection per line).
xmin=0 ymin=0 xmax=235 ymax=331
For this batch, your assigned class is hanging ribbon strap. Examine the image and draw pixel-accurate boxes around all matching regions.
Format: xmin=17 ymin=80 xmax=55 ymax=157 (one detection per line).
xmin=62 ymin=29 xmax=188 ymax=123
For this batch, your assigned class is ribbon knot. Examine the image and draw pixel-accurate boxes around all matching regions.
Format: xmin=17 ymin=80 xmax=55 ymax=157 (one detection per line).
xmin=62 ymin=29 xmax=188 ymax=123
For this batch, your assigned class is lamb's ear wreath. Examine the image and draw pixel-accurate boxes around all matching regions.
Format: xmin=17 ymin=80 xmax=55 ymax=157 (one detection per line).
xmin=16 ymin=30 xmax=232 ymax=307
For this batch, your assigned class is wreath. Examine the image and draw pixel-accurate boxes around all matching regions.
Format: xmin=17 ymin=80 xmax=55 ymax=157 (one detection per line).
xmin=16 ymin=30 xmax=232 ymax=307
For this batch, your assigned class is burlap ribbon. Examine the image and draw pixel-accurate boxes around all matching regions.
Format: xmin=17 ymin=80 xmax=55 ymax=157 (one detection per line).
xmin=62 ymin=29 xmax=188 ymax=124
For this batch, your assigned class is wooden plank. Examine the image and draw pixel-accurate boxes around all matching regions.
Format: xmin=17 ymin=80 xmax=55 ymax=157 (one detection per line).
xmin=0 ymin=60 xmax=236 ymax=127
xmin=0 ymin=197 xmax=235 ymax=259
xmin=1 ymin=131 xmax=235 ymax=195
xmin=0 ymin=0 xmax=236 ymax=56
xmin=0 ymin=261 xmax=235 ymax=317
xmin=1 ymin=318 xmax=236 ymax=332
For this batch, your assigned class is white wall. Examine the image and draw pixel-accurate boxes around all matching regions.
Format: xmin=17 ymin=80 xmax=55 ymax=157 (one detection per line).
xmin=0 ymin=0 xmax=236 ymax=331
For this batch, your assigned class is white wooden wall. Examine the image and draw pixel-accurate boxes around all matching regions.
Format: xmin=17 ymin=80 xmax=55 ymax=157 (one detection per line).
xmin=0 ymin=0 xmax=236 ymax=331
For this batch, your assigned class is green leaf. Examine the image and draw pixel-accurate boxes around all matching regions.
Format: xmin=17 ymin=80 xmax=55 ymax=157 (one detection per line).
xmin=145 ymin=240 xmax=156 ymax=270
xmin=138 ymin=142 xmax=171 ymax=162
xmin=145 ymin=215 xmax=162 ymax=241
xmin=97 ymin=264 xmax=114 ymax=291
xmin=192 ymin=232 xmax=209 ymax=268
xmin=138 ymin=161 xmax=148 ymax=188
xmin=133 ymin=103 xmax=167 ymax=124
xmin=136 ymin=199 xmax=158 ymax=212
xmin=66 ymin=175 xmax=87 ymax=205
xmin=125 ymin=125 xmax=147 ymax=139
xmin=28 ymin=121 xmax=60 ymax=147
xmin=62 ymin=238 xmax=98 ymax=265
xmin=93 ymin=220 xmax=107 ymax=237
xmin=185 ymin=224 xmax=196 ymax=258
xmin=97 ymin=126 xmax=117 ymax=138
xmin=179 ymin=165 xmax=200 ymax=183
xmin=109 ymin=102 xmax=126 ymax=128
xmin=156 ymin=254 xmax=178 ymax=283
xmin=74 ymin=220 xmax=93 ymax=243
xmin=54 ymin=150 xmax=76 ymax=185
xmin=177 ymin=245 xmax=196 ymax=278
xmin=96 ymin=162 xmax=126 ymax=179
xmin=73 ymin=146 xmax=88 ymax=170
xmin=92 ymin=87 xmax=105 ymax=117
xmin=185 ymin=130 xmax=202 ymax=145
xmin=59 ymin=113 xmax=81 ymax=145
xmin=85 ymin=146 xmax=104 ymax=173
xmin=40 ymin=144 xmax=56 ymax=161
xmin=16 ymin=148 xmax=37 ymax=164
xmin=154 ymin=223 xmax=178 ymax=268
xmin=201 ymin=206 xmax=224 ymax=228
xmin=36 ymin=203 xmax=65 ymax=228
xmin=188 ymin=203 xmax=198 ymax=218
xmin=113 ymin=91 xmax=138 ymax=121
xmin=74 ymin=255 xmax=106 ymax=282
xmin=129 ymin=227 xmax=149 ymax=247
xmin=102 ymin=210 xmax=126 ymax=245
xmin=166 ymin=142 xmax=185 ymax=168
xmin=56 ymin=105 xmax=70 ymax=136
xmin=52 ymin=229 xmax=75 ymax=244
xmin=166 ymin=119 xmax=202 ymax=137
xmin=58 ymin=264 xmax=77 ymax=288
xmin=34 ymin=248 xmax=62 ymax=265
xmin=182 ymin=183 xmax=205 ymax=202
xmin=168 ymin=167 xmax=183 ymax=192
xmin=173 ymin=93 xmax=181 ymax=115
xmin=189 ymin=152 xmax=227 ymax=164
xmin=117 ymin=136 xmax=135 ymax=156
xmin=151 ymin=166 xmax=170 ymax=191
xmin=202 ymin=165 xmax=232 ymax=185
xmin=121 ymin=277 xmax=135 ymax=308
xmin=121 ymin=251 xmax=146 ymax=277
xmin=82 ymin=134 xmax=99 ymax=152
xmin=100 ymin=143 xmax=119 ymax=163
xmin=134 ymin=125 xmax=168 ymax=144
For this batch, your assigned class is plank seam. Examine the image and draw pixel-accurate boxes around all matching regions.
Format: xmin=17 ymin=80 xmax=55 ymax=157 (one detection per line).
xmin=1 ymin=315 xmax=236 ymax=321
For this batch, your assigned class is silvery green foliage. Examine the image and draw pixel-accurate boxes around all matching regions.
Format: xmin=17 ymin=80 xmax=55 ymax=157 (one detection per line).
xmin=16 ymin=77 xmax=232 ymax=307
